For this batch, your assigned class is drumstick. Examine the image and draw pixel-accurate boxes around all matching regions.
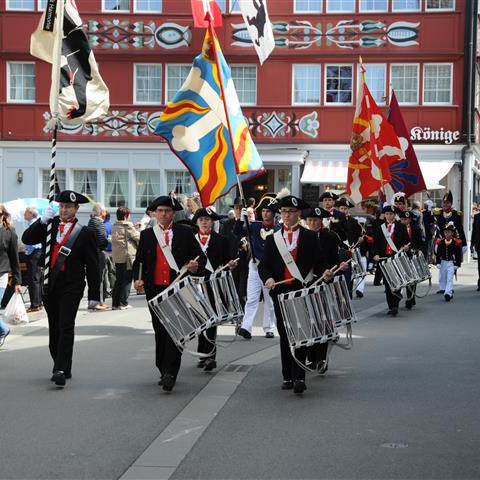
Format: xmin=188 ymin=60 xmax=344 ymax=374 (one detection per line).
xmin=312 ymin=258 xmax=352 ymax=286
xmin=217 ymin=257 xmax=240 ymax=272
xmin=171 ymin=256 xmax=200 ymax=286
xmin=138 ymin=262 xmax=143 ymax=281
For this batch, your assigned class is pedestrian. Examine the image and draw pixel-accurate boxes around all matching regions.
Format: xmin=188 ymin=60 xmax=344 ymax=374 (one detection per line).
xmin=103 ymin=210 xmax=115 ymax=299
xmin=23 ymin=206 xmax=43 ymax=312
xmin=133 ymin=195 xmax=204 ymax=392
xmin=87 ymin=203 xmax=109 ymax=311
xmin=22 ymin=191 xmax=100 ymax=386
xmin=193 ymin=207 xmax=237 ymax=371
xmin=0 ymin=204 xmax=22 ymax=348
xmin=471 ymin=207 xmax=480 ymax=290
xmin=259 ymin=195 xmax=332 ymax=395
xmin=435 ymin=223 xmax=462 ymax=301
xmin=111 ymin=206 xmax=140 ymax=310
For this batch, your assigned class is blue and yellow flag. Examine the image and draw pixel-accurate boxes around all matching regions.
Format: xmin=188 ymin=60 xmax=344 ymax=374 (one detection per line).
xmin=155 ymin=28 xmax=264 ymax=206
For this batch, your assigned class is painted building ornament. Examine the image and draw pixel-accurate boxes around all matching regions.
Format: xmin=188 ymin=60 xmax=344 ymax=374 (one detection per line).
xmin=43 ymin=110 xmax=319 ymax=139
xmin=87 ymin=19 xmax=192 ymax=49
xmin=232 ymin=19 xmax=420 ymax=50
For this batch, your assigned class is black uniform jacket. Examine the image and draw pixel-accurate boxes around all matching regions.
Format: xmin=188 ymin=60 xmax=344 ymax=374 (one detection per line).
xmin=328 ymin=209 xmax=349 ymax=242
xmin=316 ymin=229 xmax=340 ymax=269
xmin=22 ymin=217 xmax=100 ymax=296
xmin=404 ymin=223 xmax=424 ymax=251
xmin=436 ymin=239 xmax=462 ymax=267
xmin=199 ymin=231 xmax=232 ymax=273
xmin=373 ymin=221 xmax=410 ymax=258
xmin=345 ymin=216 xmax=362 ymax=246
xmin=132 ymin=223 xmax=205 ymax=292
xmin=471 ymin=213 xmax=480 ymax=251
xmin=258 ymin=226 xmax=328 ymax=291
xmin=433 ymin=209 xmax=466 ymax=246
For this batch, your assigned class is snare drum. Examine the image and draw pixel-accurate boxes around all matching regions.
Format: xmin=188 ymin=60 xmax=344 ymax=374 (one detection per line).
xmin=351 ymin=248 xmax=367 ymax=281
xmin=379 ymin=252 xmax=416 ymax=291
xmin=411 ymin=251 xmax=431 ymax=282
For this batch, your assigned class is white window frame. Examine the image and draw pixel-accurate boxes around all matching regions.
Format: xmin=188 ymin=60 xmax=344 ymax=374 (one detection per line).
xmin=359 ymin=0 xmax=388 ymax=12
xmin=73 ymin=170 xmax=98 ymax=200
xmin=133 ymin=63 xmax=162 ymax=105
xmin=37 ymin=0 xmax=47 ymax=10
xmin=324 ymin=63 xmax=354 ymax=106
xmin=134 ymin=170 xmax=161 ymax=209
xmin=104 ymin=170 xmax=129 ymax=209
xmin=292 ymin=64 xmax=321 ymax=106
xmin=133 ymin=0 xmax=162 ymax=13
xmin=392 ymin=0 xmax=421 ymax=11
xmin=165 ymin=63 xmax=191 ymax=104
xmin=357 ymin=63 xmax=386 ymax=105
xmin=166 ymin=170 xmax=194 ymax=196
xmin=230 ymin=64 xmax=257 ymax=106
xmin=293 ymin=0 xmax=323 ymax=13
xmin=7 ymin=62 xmax=36 ymax=104
xmin=6 ymin=0 xmax=35 ymax=10
xmin=390 ymin=63 xmax=420 ymax=105
xmin=102 ymin=0 xmax=130 ymax=12
xmin=422 ymin=63 xmax=453 ymax=105
xmin=425 ymin=0 xmax=455 ymax=10
xmin=326 ymin=0 xmax=355 ymax=13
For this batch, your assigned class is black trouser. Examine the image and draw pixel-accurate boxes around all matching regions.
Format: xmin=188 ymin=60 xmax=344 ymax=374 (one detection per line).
xmin=103 ymin=254 xmax=116 ymax=298
xmin=271 ymin=289 xmax=307 ymax=382
xmin=405 ymin=284 xmax=417 ymax=306
xmin=27 ymin=249 xmax=43 ymax=307
xmin=339 ymin=249 xmax=353 ymax=298
xmin=198 ymin=326 xmax=217 ymax=360
xmin=88 ymin=251 xmax=106 ymax=303
xmin=307 ymin=342 xmax=328 ymax=365
xmin=112 ymin=263 xmax=133 ymax=308
xmin=381 ymin=271 xmax=400 ymax=310
xmin=43 ymin=274 xmax=83 ymax=375
xmin=146 ymin=285 xmax=182 ymax=379
xmin=477 ymin=248 xmax=480 ymax=287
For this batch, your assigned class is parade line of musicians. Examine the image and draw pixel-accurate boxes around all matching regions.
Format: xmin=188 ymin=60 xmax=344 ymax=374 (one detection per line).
xmin=1 ymin=187 xmax=470 ymax=395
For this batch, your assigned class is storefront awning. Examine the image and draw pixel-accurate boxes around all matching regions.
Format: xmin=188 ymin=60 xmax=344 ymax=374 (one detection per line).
xmin=301 ymin=159 xmax=457 ymax=191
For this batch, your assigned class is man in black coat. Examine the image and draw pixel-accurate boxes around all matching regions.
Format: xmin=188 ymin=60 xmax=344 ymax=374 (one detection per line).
xmin=372 ymin=205 xmax=410 ymax=317
xmin=471 ymin=212 xmax=480 ymax=291
xmin=22 ymin=190 xmax=100 ymax=387
xmin=432 ymin=190 xmax=467 ymax=246
xmin=133 ymin=195 xmax=204 ymax=393
xmin=259 ymin=195 xmax=331 ymax=395
xmin=319 ymin=191 xmax=348 ymax=242
xmin=193 ymin=208 xmax=237 ymax=371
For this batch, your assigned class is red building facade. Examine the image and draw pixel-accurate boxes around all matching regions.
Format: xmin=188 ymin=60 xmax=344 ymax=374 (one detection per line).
xmin=0 ymin=0 xmax=478 ymax=231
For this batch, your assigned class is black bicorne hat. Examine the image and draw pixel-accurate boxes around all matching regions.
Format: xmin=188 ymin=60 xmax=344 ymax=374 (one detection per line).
xmin=302 ymin=207 xmax=333 ymax=219
xmin=148 ymin=195 xmax=184 ymax=212
xmin=319 ymin=191 xmax=339 ymax=201
xmin=256 ymin=193 xmax=278 ymax=212
xmin=335 ymin=197 xmax=355 ymax=208
xmin=277 ymin=195 xmax=310 ymax=210
xmin=443 ymin=190 xmax=453 ymax=204
xmin=382 ymin=204 xmax=401 ymax=214
xmin=192 ymin=207 xmax=222 ymax=223
xmin=229 ymin=196 xmax=243 ymax=208
xmin=56 ymin=190 xmax=90 ymax=204
xmin=399 ymin=210 xmax=413 ymax=219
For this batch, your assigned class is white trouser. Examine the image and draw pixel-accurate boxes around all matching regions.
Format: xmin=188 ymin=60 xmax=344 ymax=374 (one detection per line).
xmin=355 ymin=255 xmax=368 ymax=293
xmin=241 ymin=260 xmax=276 ymax=334
xmin=438 ymin=260 xmax=455 ymax=295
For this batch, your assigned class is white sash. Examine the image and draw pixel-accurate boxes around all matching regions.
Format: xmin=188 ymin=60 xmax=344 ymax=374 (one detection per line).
xmin=153 ymin=224 xmax=180 ymax=273
xmin=381 ymin=223 xmax=399 ymax=253
xmin=273 ymin=230 xmax=313 ymax=285
xmin=195 ymin=234 xmax=214 ymax=273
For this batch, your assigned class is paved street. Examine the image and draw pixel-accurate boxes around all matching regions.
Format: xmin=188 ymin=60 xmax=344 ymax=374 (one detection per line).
xmin=1 ymin=263 xmax=480 ymax=480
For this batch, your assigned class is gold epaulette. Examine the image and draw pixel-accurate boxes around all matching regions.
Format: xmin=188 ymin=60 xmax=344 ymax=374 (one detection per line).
xmin=457 ymin=210 xmax=462 ymax=216
xmin=432 ymin=208 xmax=442 ymax=215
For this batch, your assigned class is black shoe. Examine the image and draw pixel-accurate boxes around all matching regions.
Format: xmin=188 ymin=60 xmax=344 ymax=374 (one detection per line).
xmin=477 ymin=286 xmax=480 ymax=292
xmin=391 ymin=308 xmax=398 ymax=317
xmin=355 ymin=290 xmax=364 ymax=298
xmin=52 ymin=370 xmax=66 ymax=387
xmin=197 ymin=359 xmax=206 ymax=369
xmin=387 ymin=309 xmax=394 ymax=316
xmin=317 ymin=360 xmax=328 ymax=375
xmin=405 ymin=302 xmax=413 ymax=310
xmin=203 ymin=359 xmax=217 ymax=372
xmin=444 ymin=294 xmax=452 ymax=302
xmin=162 ymin=374 xmax=175 ymax=392
xmin=373 ymin=282 xmax=382 ymax=286
xmin=293 ymin=380 xmax=307 ymax=395
xmin=265 ymin=332 xmax=274 ymax=339
xmin=157 ymin=377 xmax=163 ymax=386
xmin=0 ymin=330 xmax=10 ymax=348
xmin=437 ymin=290 xmax=445 ymax=294
xmin=281 ymin=380 xmax=293 ymax=390
xmin=237 ymin=327 xmax=252 ymax=340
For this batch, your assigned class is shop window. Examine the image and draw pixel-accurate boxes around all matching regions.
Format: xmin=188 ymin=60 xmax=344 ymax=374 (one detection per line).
xmin=325 ymin=65 xmax=353 ymax=105
xmin=135 ymin=171 xmax=161 ymax=208
xmin=293 ymin=64 xmax=321 ymax=105
xmin=105 ymin=171 xmax=129 ymax=208
xmin=7 ymin=63 xmax=35 ymax=103
xmin=277 ymin=168 xmax=292 ymax=193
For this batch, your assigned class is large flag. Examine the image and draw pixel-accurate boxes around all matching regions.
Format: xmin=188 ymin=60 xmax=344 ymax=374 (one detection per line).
xmin=155 ymin=28 xmax=265 ymax=206
xmin=386 ymin=90 xmax=426 ymax=197
xmin=30 ymin=0 xmax=109 ymax=124
xmin=238 ymin=0 xmax=275 ymax=65
xmin=346 ymin=68 xmax=404 ymax=203
xmin=191 ymin=0 xmax=222 ymax=28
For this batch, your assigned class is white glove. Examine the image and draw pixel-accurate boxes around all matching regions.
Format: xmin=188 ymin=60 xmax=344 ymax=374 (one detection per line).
xmin=240 ymin=207 xmax=248 ymax=221
xmin=40 ymin=205 xmax=56 ymax=224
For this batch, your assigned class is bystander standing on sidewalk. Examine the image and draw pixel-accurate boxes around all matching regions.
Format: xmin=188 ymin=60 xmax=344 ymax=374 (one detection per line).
xmin=103 ymin=210 xmax=115 ymax=299
xmin=111 ymin=207 xmax=140 ymax=310
xmin=0 ymin=204 xmax=22 ymax=347
xmin=23 ymin=206 xmax=43 ymax=312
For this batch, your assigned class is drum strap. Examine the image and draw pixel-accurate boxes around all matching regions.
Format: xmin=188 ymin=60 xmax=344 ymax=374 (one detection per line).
xmin=153 ymin=225 xmax=180 ymax=273
xmin=195 ymin=235 xmax=214 ymax=273
xmin=381 ymin=223 xmax=399 ymax=253
xmin=273 ymin=230 xmax=313 ymax=285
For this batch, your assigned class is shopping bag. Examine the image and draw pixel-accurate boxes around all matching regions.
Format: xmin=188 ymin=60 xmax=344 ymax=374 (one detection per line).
xmin=4 ymin=292 xmax=29 ymax=325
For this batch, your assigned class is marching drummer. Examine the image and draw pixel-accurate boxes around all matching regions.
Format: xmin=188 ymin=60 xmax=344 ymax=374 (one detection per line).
xmin=372 ymin=204 xmax=410 ymax=317
xmin=435 ymin=222 xmax=462 ymax=302
xmin=133 ymin=195 xmax=205 ymax=393
xmin=259 ymin=195 xmax=332 ymax=395
xmin=193 ymin=207 xmax=237 ymax=371
xmin=233 ymin=192 xmax=280 ymax=340
xmin=319 ymin=191 xmax=348 ymax=242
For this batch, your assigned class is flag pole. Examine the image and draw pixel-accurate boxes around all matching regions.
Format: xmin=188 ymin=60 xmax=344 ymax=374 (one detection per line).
xmin=206 ymin=17 xmax=257 ymax=262
xmin=43 ymin=0 xmax=65 ymax=293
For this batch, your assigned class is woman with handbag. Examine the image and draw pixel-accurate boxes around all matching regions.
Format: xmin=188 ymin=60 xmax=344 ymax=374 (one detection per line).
xmin=0 ymin=204 xmax=22 ymax=347
xmin=111 ymin=207 xmax=140 ymax=310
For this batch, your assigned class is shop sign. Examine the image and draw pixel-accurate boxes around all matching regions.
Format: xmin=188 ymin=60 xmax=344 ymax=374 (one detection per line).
xmin=410 ymin=126 xmax=460 ymax=145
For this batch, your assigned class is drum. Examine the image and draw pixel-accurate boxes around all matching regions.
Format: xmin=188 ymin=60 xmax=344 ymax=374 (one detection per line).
xmin=351 ymin=247 xmax=367 ymax=281
xmin=379 ymin=252 xmax=416 ymax=291
xmin=278 ymin=276 xmax=357 ymax=350
xmin=148 ymin=276 xmax=217 ymax=349
xmin=411 ymin=251 xmax=431 ymax=282
xmin=192 ymin=269 xmax=243 ymax=324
